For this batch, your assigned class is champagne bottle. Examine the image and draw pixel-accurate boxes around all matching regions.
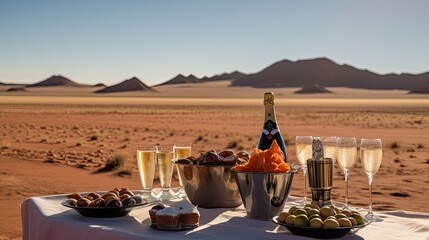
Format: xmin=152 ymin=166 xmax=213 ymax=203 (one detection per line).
xmin=257 ymin=92 xmax=288 ymax=162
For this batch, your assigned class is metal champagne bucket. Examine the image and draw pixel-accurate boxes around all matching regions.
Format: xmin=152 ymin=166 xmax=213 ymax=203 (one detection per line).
xmin=307 ymin=158 xmax=334 ymax=207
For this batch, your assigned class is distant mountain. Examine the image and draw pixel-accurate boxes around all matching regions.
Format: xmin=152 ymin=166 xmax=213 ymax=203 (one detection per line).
xmin=28 ymin=75 xmax=89 ymax=87
xmin=158 ymin=74 xmax=201 ymax=86
xmin=95 ymin=77 xmax=153 ymax=93
xmin=93 ymin=83 xmax=106 ymax=87
xmin=295 ymin=84 xmax=332 ymax=94
xmin=409 ymin=87 xmax=429 ymax=94
xmin=231 ymin=58 xmax=429 ymax=90
xmin=207 ymin=71 xmax=246 ymax=81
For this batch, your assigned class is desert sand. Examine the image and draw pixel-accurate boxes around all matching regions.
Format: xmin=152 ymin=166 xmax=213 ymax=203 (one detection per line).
xmin=0 ymin=85 xmax=428 ymax=239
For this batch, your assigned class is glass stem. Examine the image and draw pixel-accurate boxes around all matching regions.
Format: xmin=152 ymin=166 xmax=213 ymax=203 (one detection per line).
xmin=303 ymin=167 xmax=307 ymax=204
xmin=368 ymin=174 xmax=374 ymax=215
xmin=344 ymin=170 xmax=349 ymax=209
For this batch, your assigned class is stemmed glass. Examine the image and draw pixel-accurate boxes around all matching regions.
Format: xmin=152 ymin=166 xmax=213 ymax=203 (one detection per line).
xmin=360 ymin=139 xmax=383 ymax=222
xmin=173 ymin=141 xmax=192 ymax=198
xmin=336 ymin=137 xmax=357 ymax=210
xmin=136 ymin=145 xmax=158 ymax=201
xmin=295 ymin=136 xmax=313 ymax=206
xmin=156 ymin=145 xmax=175 ymax=201
xmin=321 ymin=136 xmax=337 ymax=164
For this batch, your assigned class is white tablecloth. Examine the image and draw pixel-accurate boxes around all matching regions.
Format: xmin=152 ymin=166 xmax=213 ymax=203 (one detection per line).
xmin=21 ymin=193 xmax=429 ymax=240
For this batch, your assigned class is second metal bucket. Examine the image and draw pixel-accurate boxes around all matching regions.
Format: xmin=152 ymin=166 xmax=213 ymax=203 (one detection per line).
xmin=307 ymin=158 xmax=334 ymax=207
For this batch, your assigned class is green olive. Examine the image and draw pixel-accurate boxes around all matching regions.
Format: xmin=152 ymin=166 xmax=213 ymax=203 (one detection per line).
xmin=293 ymin=208 xmax=307 ymax=216
xmin=324 ymin=218 xmax=340 ymax=228
xmin=288 ymin=206 xmax=298 ymax=215
xmin=310 ymin=218 xmax=324 ymax=228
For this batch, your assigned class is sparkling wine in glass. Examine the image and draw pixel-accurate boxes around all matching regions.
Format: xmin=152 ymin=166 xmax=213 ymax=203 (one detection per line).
xmin=156 ymin=145 xmax=175 ymax=201
xmin=173 ymin=141 xmax=192 ymax=198
xmin=295 ymin=136 xmax=313 ymax=206
xmin=136 ymin=145 xmax=157 ymax=201
xmin=336 ymin=137 xmax=357 ymax=210
xmin=321 ymin=136 xmax=337 ymax=164
xmin=360 ymin=138 xmax=383 ymax=222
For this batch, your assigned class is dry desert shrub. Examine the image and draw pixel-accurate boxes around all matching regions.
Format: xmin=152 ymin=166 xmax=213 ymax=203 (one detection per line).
xmin=1 ymin=140 xmax=11 ymax=149
xmin=89 ymin=133 xmax=100 ymax=141
xmin=95 ymin=151 xmax=133 ymax=176
xmin=390 ymin=142 xmax=400 ymax=149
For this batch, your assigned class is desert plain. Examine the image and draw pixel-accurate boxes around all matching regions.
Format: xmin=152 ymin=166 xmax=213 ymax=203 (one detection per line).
xmin=0 ymin=83 xmax=428 ymax=239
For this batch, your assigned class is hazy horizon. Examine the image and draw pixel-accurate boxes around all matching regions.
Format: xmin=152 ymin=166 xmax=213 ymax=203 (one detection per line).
xmin=1 ymin=0 xmax=428 ymax=85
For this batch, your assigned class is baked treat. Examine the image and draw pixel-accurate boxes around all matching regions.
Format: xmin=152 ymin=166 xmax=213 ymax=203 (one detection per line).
xmin=149 ymin=203 xmax=166 ymax=226
xmin=87 ymin=192 xmax=101 ymax=200
xmin=63 ymin=199 xmax=77 ymax=206
xmin=88 ymin=198 xmax=105 ymax=207
xmin=76 ymin=198 xmax=91 ymax=207
xmin=121 ymin=196 xmax=136 ymax=207
xmin=67 ymin=193 xmax=82 ymax=200
xmin=105 ymin=196 xmax=122 ymax=207
xmin=175 ymin=202 xmax=200 ymax=228
xmin=102 ymin=192 xmax=117 ymax=200
xmin=132 ymin=195 xmax=143 ymax=204
xmin=120 ymin=193 xmax=132 ymax=201
xmin=120 ymin=190 xmax=134 ymax=196
xmin=236 ymin=151 xmax=250 ymax=160
xmin=221 ymin=155 xmax=238 ymax=165
xmin=219 ymin=150 xmax=234 ymax=158
xmin=156 ymin=208 xmax=179 ymax=230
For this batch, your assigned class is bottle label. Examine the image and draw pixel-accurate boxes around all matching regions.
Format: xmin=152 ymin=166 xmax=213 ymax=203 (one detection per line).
xmin=262 ymin=120 xmax=279 ymax=140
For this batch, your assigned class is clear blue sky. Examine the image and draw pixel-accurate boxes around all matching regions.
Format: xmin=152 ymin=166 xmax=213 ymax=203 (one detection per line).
xmin=1 ymin=0 xmax=428 ymax=86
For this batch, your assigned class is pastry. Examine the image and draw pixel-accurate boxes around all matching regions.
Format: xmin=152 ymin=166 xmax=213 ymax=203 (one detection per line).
xmin=101 ymin=192 xmax=117 ymax=200
xmin=149 ymin=203 xmax=166 ymax=226
xmin=175 ymin=202 xmax=200 ymax=228
xmin=66 ymin=193 xmax=82 ymax=200
xmin=121 ymin=196 xmax=136 ymax=207
xmin=88 ymin=198 xmax=105 ymax=207
xmin=156 ymin=208 xmax=179 ymax=230
xmin=218 ymin=150 xmax=234 ymax=158
xmin=87 ymin=192 xmax=101 ymax=200
xmin=63 ymin=199 xmax=77 ymax=206
xmin=132 ymin=195 xmax=143 ymax=204
xmin=105 ymin=196 xmax=122 ymax=207
xmin=76 ymin=198 xmax=91 ymax=207
xmin=221 ymin=155 xmax=238 ymax=165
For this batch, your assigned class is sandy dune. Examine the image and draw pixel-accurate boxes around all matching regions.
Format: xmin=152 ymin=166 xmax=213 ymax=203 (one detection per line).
xmin=0 ymin=93 xmax=428 ymax=239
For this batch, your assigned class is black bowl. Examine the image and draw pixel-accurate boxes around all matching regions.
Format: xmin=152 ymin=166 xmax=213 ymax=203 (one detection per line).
xmin=61 ymin=199 xmax=148 ymax=218
xmin=272 ymin=216 xmax=369 ymax=239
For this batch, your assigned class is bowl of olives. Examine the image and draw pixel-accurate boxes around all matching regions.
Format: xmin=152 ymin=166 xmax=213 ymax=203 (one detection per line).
xmin=272 ymin=204 xmax=369 ymax=239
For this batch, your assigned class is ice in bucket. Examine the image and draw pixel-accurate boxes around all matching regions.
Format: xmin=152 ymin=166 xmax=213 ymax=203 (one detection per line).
xmin=307 ymin=138 xmax=334 ymax=207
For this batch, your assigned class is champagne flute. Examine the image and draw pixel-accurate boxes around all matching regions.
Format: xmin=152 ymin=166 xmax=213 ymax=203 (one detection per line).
xmin=156 ymin=145 xmax=175 ymax=201
xmin=336 ymin=137 xmax=357 ymax=210
xmin=295 ymin=136 xmax=313 ymax=206
xmin=360 ymin=138 xmax=383 ymax=222
xmin=321 ymin=136 xmax=337 ymax=164
xmin=136 ymin=145 xmax=157 ymax=201
xmin=173 ymin=141 xmax=192 ymax=198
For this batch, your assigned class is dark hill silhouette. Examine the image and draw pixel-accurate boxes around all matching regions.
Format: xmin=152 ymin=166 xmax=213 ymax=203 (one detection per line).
xmin=295 ymin=84 xmax=332 ymax=94
xmin=7 ymin=87 xmax=27 ymax=92
xmin=93 ymin=83 xmax=106 ymax=87
xmin=409 ymin=87 xmax=429 ymax=94
xmin=207 ymin=71 xmax=246 ymax=81
xmin=95 ymin=77 xmax=153 ymax=93
xmin=28 ymin=75 xmax=89 ymax=87
xmin=158 ymin=74 xmax=200 ymax=86
xmin=231 ymin=58 xmax=429 ymax=90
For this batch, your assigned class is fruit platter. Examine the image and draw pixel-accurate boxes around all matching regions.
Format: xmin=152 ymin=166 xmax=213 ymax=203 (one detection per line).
xmin=273 ymin=204 xmax=369 ymax=239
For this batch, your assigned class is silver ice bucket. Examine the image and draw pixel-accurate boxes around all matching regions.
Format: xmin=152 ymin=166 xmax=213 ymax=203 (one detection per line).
xmin=234 ymin=167 xmax=298 ymax=220
xmin=175 ymin=163 xmax=242 ymax=208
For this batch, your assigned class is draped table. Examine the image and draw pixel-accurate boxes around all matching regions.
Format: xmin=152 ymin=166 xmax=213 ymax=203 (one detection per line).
xmin=21 ymin=193 xmax=429 ymax=240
